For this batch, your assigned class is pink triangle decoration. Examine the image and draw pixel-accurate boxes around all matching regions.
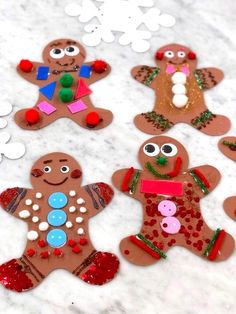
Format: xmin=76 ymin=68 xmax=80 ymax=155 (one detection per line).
xmin=75 ymin=78 xmax=92 ymax=99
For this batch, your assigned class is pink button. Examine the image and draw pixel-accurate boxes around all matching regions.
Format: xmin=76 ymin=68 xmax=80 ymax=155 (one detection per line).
xmin=158 ymin=200 xmax=176 ymax=217
xmin=160 ymin=217 xmax=181 ymax=234
xmin=67 ymin=100 xmax=87 ymax=114
xmin=37 ymin=101 xmax=56 ymax=115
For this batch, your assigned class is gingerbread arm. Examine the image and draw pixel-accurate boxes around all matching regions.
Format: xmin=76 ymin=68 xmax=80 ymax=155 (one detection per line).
xmin=81 ymin=182 xmax=114 ymax=217
xmin=131 ymin=65 xmax=160 ymax=89
xmin=194 ymin=67 xmax=224 ymax=90
xmin=112 ymin=168 xmax=143 ymax=201
xmin=17 ymin=61 xmax=45 ymax=85
xmin=84 ymin=61 xmax=111 ymax=84
xmin=188 ymin=165 xmax=221 ymax=198
xmin=0 ymin=187 xmax=33 ymax=219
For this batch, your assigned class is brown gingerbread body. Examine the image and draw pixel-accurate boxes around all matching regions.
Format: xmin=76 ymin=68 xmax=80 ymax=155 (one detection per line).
xmin=132 ymin=44 xmax=230 ymax=136
xmin=15 ymin=39 xmax=113 ymax=130
xmin=112 ymin=136 xmax=234 ymax=266
xmin=0 ymin=153 xmax=119 ymax=292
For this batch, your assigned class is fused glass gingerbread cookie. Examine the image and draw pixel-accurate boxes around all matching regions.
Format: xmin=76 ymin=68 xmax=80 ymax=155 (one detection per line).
xmin=0 ymin=153 xmax=119 ymax=292
xmin=131 ymin=44 xmax=230 ymax=136
xmin=15 ymin=39 xmax=113 ymax=130
xmin=112 ymin=136 xmax=234 ymax=265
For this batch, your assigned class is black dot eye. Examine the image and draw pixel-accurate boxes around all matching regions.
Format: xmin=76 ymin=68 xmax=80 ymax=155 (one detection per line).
xmin=60 ymin=165 xmax=70 ymax=173
xmin=44 ymin=166 xmax=52 ymax=173
xmin=143 ymin=143 xmax=160 ymax=157
xmin=161 ymin=143 xmax=178 ymax=157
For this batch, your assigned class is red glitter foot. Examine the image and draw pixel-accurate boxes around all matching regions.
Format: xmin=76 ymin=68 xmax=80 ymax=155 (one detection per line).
xmin=80 ymin=252 xmax=119 ymax=285
xmin=0 ymin=259 xmax=33 ymax=292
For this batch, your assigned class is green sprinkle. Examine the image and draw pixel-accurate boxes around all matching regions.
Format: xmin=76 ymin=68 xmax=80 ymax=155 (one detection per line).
xmin=146 ymin=162 xmax=170 ymax=179
xmin=189 ymin=170 xmax=209 ymax=195
xmin=130 ymin=171 xmax=140 ymax=194
xmin=137 ymin=234 xmax=167 ymax=259
xmin=144 ymin=112 xmax=172 ymax=130
xmin=192 ymin=110 xmax=214 ymax=126
xmin=223 ymin=141 xmax=236 ymax=148
xmin=145 ymin=67 xmax=160 ymax=86
xmin=203 ymin=228 xmax=221 ymax=257
xmin=194 ymin=71 xmax=203 ymax=90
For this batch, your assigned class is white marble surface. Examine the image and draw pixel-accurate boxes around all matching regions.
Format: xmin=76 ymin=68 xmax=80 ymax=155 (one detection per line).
xmin=0 ymin=0 xmax=236 ymax=313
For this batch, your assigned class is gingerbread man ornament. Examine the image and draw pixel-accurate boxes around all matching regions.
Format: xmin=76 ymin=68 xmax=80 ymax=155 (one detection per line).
xmin=15 ymin=39 xmax=113 ymax=130
xmin=112 ymin=136 xmax=234 ymax=266
xmin=0 ymin=153 xmax=119 ymax=292
xmin=132 ymin=44 xmax=230 ymax=136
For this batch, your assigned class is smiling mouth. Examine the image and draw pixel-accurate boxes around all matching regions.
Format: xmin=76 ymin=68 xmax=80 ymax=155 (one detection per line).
xmin=169 ymin=60 xmax=187 ymax=65
xmin=56 ymin=58 xmax=75 ymax=67
xmin=146 ymin=157 xmax=182 ymax=179
xmin=43 ymin=177 xmax=68 ymax=186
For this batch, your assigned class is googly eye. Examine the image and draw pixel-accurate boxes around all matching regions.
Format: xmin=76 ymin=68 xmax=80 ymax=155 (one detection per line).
xmin=143 ymin=143 xmax=160 ymax=157
xmin=60 ymin=165 xmax=70 ymax=173
xmin=164 ymin=50 xmax=174 ymax=58
xmin=64 ymin=46 xmax=80 ymax=56
xmin=177 ymin=51 xmax=186 ymax=58
xmin=161 ymin=143 xmax=178 ymax=157
xmin=44 ymin=166 xmax=52 ymax=173
xmin=49 ymin=48 xmax=65 ymax=59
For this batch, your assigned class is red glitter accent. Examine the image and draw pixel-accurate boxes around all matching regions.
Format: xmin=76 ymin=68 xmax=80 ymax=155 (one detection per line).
xmin=155 ymin=51 xmax=164 ymax=60
xmin=0 ymin=187 xmax=19 ymax=209
xmin=27 ymin=249 xmax=36 ymax=257
xmin=96 ymin=183 xmax=114 ymax=204
xmin=81 ymin=252 xmax=119 ymax=285
xmin=124 ymin=250 xmax=130 ymax=255
xmin=188 ymin=51 xmax=197 ymax=60
xmin=121 ymin=167 xmax=134 ymax=192
xmin=72 ymin=246 xmax=81 ymax=254
xmin=71 ymin=169 xmax=82 ymax=179
xmin=68 ymin=239 xmax=76 ymax=247
xmin=79 ymin=238 xmax=88 ymax=246
xmin=0 ymin=259 xmax=33 ymax=292
xmin=40 ymin=251 xmax=49 ymax=259
xmin=38 ymin=240 xmax=46 ymax=248
xmin=54 ymin=249 xmax=63 ymax=256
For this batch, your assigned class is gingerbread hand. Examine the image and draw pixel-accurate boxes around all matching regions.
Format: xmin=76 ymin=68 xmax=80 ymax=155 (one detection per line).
xmin=113 ymin=136 xmax=234 ymax=267
xmin=0 ymin=152 xmax=119 ymax=292
xmin=15 ymin=39 xmax=113 ymax=131
xmin=132 ymin=44 xmax=230 ymax=136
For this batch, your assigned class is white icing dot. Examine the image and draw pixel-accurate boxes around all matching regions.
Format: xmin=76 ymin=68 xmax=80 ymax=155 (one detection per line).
xmin=39 ymin=222 xmax=49 ymax=231
xmin=32 ymin=216 xmax=39 ymax=223
xmin=76 ymin=217 xmax=83 ymax=223
xmin=172 ymin=83 xmax=186 ymax=95
xmin=79 ymin=206 xmax=87 ymax=213
xmin=69 ymin=206 xmax=76 ymax=213
xmin=172 ymin=94 xmax=188 ymax=108
xmin=19 ymin=210 xmax=31 ymax=219
xmin=77 ymin=198 xmax=85 ymax=205
xmin=27 ymin=230 xmax=38 ymax=241
xmin=35 ymin=192 xmax=42 ymax=199
xmin=66 ymin=221 xmax=73 ymax=228
xmin=69 ymin=190 xmax=76 ymax=197
xmin=25 ymin=199 xmax=32 ymax=206
xmin=32 ymin=204 xmax=40 ymax=211
xmin=171 ymin=72 xmax=187 ymax=84
xmin=77 ymin=228 xmax=84 ymax=235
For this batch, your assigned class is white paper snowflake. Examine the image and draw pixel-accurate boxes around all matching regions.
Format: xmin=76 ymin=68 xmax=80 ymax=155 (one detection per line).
xmin=65 ymin=0 xmax=176 ymax=52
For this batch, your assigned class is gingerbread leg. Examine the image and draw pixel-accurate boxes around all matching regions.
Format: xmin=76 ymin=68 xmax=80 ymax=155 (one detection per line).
xmin=134 ymin=112 xmax=174 ymax=135
xmin=223 ymin=196 xmax=236 ymax=220
xmin=191 ymin=111 xmax=231 ymax=136
xmin=0 ymin=255 xmax=46 ymax=292
xmin=69 ymin=108 xmax=113 ymax=130
xmin=72 ymin=250 xmax=119 ymax=285
xmin=120 ymin=234 xmax=168 ymax=266
xmin=14 ymin=108 xmax=54 ymax=130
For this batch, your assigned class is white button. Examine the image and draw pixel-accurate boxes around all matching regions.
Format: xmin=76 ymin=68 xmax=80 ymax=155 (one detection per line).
xmin=77 ymin=198 xmax=85 ymax=205
xmin=66 ymin=221 xmax=73 ymax=228
xmin=25 ymin=199 xmax=32 ymax=206
xmin=69 ymin=190 xmax=76 ymax=197
xmin=27 ymin=230 xmax=38 ymax=241
xmin=32 ymin=216 xmax=39 ymax=223
xmin=35 ymin=192 xmax=42 ymax=199
xmin=77 ymin=228 xmax=84 ymax=235
xmin=171 ymin=72 xmax=187 ymax=84
xmin=79 ymin=207 xmax=87 ymax=213
xmin=19 ymin=210 xmax=31 ymax=219
xmin=172 ymin=84 xmax=186 ymax=95
xmin=69 ymin=206 xmax=76 ymax=213
xmin=76 ymin=217 xmax=83 ymax=223
xmin=32 ymin=204 xmax=40 ymax=211
xmin=39 ymin=222 xmax=49 ymax=231
xmin=172 ymin=95 xmax=188 ymax=108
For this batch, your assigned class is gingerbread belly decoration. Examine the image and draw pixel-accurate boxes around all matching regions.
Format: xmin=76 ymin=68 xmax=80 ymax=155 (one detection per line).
xmin=132 ymin=44 xmax=230 ymax=136
xmin=112 ymin=136 xmax=234 ymax=266
xmin=0 ymin=153 xmax=119 ymax=292
xmin=15 ymin=39 xmax=113 ymax=130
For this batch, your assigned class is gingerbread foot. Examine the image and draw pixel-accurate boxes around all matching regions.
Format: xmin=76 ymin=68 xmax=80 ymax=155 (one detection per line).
xmin=14 ymin=108 xmax=53 ymax=130
xmin=0 ymin=256 xmax=45 ymax=292
xmin=134 ymin=112 xmax=174 ymax=135
xmin=73 ymin=251 xmax=119 ymax=285
xmin=223 ymin=196 xmax=236 ymax=220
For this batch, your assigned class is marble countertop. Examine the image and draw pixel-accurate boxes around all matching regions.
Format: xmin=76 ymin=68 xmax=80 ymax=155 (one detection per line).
xmin=0 ymin=0 xmax=236 ymax=313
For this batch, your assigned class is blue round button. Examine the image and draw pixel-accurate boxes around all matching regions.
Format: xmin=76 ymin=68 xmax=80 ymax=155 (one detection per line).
xmin=48 ymin=192 xmax=68 ymax=209
xmin=46 ymin=229 xmax=67 ymax=248
xmin=47 ymin=209 xmax=67 ymax=227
